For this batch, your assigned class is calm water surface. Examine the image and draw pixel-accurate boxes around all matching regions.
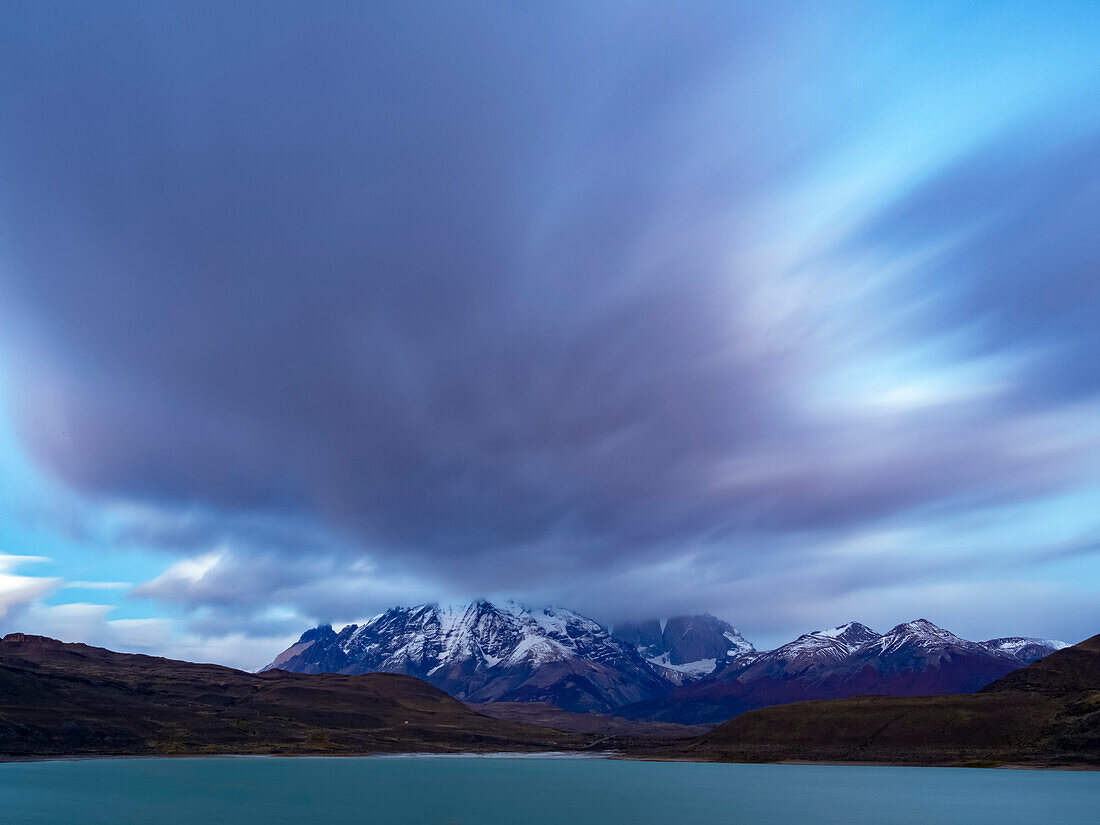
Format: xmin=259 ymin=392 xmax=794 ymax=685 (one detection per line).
xmin=3 ymin=755 xmax=1097 ymax=824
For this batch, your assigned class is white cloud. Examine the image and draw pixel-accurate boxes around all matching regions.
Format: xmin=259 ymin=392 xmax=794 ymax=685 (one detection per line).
xmin=0 ymin=554 xmax=52 ymax=571
xmin=0 ymin=553 xmax=60 ymax=620
xmin=5 ymin=598 xmax=287 ymax=671
xmin=145 ymin=550 xmax=225 ymax=587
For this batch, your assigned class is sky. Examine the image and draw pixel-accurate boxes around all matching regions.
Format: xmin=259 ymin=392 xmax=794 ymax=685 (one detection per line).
xmin=1 ymin=1 xmax=1099 ymax=670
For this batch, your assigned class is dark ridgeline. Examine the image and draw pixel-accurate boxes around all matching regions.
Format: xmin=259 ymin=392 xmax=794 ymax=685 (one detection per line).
xmin=0 ymin=634 xmax=585 ymax=758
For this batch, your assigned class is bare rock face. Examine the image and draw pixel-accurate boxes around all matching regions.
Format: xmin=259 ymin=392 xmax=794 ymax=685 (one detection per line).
xmin=662 ymin=615 xmax=755 ymax=665
xmin=611 ymin=614 xmax=757 ymax=682
xmin=610 ymin=619 xmax=664 ymax=654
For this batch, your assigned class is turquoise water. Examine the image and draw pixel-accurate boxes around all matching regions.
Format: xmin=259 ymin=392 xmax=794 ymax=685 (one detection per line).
xmin=2 ymin=755 xmax=1097 ymax=824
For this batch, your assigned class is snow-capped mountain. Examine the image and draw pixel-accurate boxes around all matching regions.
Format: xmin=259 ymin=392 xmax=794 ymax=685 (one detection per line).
xmin=617 ymin=619 xmax=1066 ymax=725
xmin=734 ymin=622 xmax=882 ymax=676
xmin=835 ymin=618 xmax=1032 ymax=695
xmin=981 ymin=636 xmax=1070 ymax=665
xmin=860 ymin=618 xmax=981 ymax=660
xmin=268 ymin=605 xmax=1066 ymax=722
xmin=264 ymin=600 xmax=672 ymax=712
xmin=612 ymin=614 xmax=756 ymax=682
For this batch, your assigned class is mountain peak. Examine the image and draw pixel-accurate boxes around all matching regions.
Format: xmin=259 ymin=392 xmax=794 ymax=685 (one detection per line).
xmin=981 ymin=636 xmax=1069 ymax=664
xmin=887 ymin=618 xmax=963 ymax=641
xmin=766 ymin=621 xmax=881 ymax=665
xmin=264 ymin=599 xmax=671 ymax=712
xmin=835 ymin=620 xmax=875 ymax=633
xmin=297 ymin=624 xmax=336 ymax=644
xmin=904 ymin=618 xmax=939 ymax=628
xmin=857 ymin=618 xmax=988 ymax=663
xmin=816 ymin=622 xmax=880 ymax=644
xmin=612 ymin=613 xmax=755 ymax=678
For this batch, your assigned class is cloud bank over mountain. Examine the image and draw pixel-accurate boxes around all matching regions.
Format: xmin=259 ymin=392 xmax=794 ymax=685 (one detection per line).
xmin=1 ymin=2 xmax=1099 ymax=661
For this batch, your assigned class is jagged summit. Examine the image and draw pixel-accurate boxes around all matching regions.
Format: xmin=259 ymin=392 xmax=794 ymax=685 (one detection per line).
xmin=818 ymin=621 xmax=880 ymax=643
xmin=264 ymin=599 xmax=671 ymax=712
xmin=612 ymin=613 xmax=756 ymax=680
xmin=614 ymin=617 xmax=1069 ymax=725
xmin=865 ymin=619 xmax=975 ymax=656
xmin=860 ymin=620 xmax=1068 ymax=666
xmin=268 ymin=606 xmax=1067 ymax=720
xmin=760 ymin=622 xmax=882 ymax=667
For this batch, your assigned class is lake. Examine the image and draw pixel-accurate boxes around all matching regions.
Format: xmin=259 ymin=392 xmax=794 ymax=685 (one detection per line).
xmin=3 ymin=755 xmax=1097 ymax=824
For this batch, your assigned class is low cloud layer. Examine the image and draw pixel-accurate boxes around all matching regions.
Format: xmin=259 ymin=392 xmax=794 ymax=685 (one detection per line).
xmin=1 ymin=3 xmax=1099 ymax=650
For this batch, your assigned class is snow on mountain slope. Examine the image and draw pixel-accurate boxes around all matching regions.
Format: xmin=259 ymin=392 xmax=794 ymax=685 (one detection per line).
xmin=825 ymin=619 xmax=1025 ymax=692
xmin=855 ymin=623 xmax=1064 ymax=667
xmin=722 ymin=630 xmax=756 ymax=660
xmin=618 ymin=618 xmax=1035 ymax=725
xmin=981 ymin=636 xmax=1068 ymax=664
xmin=264 ymin=600 xmax=673 ymax=712
xmin=268 ymin=607 xmax=1061 ymax=720
xmin=748 ymin=622 xmax=882 ymax=671
xmin=861 ymin=618 xmax=978 ymax=658
xmin=644 ymin=652 xmax=718 ymax=679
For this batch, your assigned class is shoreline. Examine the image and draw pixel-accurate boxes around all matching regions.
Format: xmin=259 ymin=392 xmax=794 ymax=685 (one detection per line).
xmin=1 ymin=750 xmax=1096 ymax=771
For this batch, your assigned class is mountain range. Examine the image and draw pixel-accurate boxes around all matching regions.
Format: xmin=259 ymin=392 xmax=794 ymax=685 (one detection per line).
xmin=683 ymin=633 xmax=1100 ymax=766
xmin=4 ymin=630 xmax=1096 ymax=766
xmin=620 ymin=619 xmax=1066 ymax=724
xmin=266 ymin=601 xmax=1067 ymax=720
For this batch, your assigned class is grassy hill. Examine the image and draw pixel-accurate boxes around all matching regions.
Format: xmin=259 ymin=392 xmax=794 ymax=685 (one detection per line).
xmin=0 ymin=634 xmax=586 ymax=757
xmin=678 ymin=634 xmax=1100 ymax=767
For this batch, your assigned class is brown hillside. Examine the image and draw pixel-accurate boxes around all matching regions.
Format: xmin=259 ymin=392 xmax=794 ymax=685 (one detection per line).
xmin=0 ymin=634 xmax=586 ymax=757
xmin=681 ymin=634 xmax=1100 ymax=767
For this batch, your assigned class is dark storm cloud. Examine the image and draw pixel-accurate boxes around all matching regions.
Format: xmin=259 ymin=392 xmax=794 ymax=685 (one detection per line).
xmin=2 ymin=1 xmax=1099 ymax=624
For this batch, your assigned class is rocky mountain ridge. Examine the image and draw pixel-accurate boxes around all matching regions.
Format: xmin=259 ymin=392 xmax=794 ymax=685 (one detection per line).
xmin=266 ymin=603 xmax=1067 ymax=720
xmin=618 ymin=618 xmax=1060 ymax=724
xmin=611 ymin=614 xmax=755 ymax=680
xmin=264 ymin=600 xmax=669 ymax=712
